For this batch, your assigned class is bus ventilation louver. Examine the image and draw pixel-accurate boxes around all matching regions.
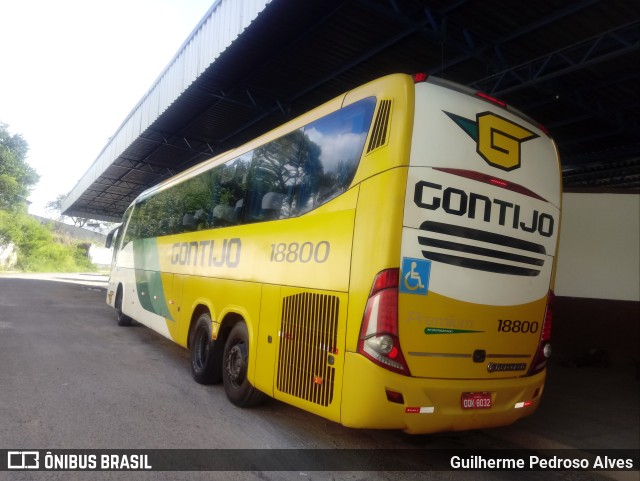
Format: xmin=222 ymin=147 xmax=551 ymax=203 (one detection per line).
xmin=418 ymin=221 xmax=546 ymax=277
xmin=366 ymin=99 xmax=392 ymax=153
xmin=277 ymin=292 xmax=339 ymax=407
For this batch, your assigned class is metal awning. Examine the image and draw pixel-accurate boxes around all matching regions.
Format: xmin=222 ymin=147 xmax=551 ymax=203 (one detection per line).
xmin=62 ymin=0 xmax=640 ymax=221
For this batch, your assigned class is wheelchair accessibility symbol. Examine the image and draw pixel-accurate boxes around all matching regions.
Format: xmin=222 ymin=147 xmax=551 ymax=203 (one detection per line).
xmin=400 ymin=257 xmax=431 ymax=296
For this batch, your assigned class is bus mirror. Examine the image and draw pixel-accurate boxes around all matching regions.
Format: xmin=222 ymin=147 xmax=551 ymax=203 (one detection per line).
xmin=105 ymin=226 xmax=120 ymax=248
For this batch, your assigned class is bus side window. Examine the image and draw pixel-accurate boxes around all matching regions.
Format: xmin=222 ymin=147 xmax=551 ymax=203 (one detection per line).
xmin=179 ymin=171 xmax=214 ymax=232
xmin=291 ymin=97 xmax=376 ymax=216
xmin=211 ymin=152 xmax=251 ymax=227
xmin=242 ymin=130 xmax=303 ymax=223
xmin=261 ymin=192 xmax=286 ymax=220
xmin=122 ymin=204 xmax=139 ymax=247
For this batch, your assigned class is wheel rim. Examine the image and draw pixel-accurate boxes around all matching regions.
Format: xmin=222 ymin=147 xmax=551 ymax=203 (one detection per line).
xmin=226 ymin=341 xmax=247 ymax=388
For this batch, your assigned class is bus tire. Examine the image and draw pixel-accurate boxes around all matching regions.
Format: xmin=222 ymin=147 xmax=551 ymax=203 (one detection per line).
xmin=115 ymin=287 xmax=132 ymax=327
xmin=190 ymin=313 xmax=222 ymax=384
xmin=222 ymin=322 xmax=266 ymax=407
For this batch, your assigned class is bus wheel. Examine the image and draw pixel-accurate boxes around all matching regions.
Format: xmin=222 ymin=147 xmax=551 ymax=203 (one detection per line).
xmin=222 ymin=322 xmax=266 ymax=407
xmin=190 ymin=313 xmax=221 ymax=384
xmin=115 ymin=288 xmax=132 ymax=327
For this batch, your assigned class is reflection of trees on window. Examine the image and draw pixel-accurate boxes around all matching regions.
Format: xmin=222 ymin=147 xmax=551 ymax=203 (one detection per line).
xmin=121 ymin=206 xmax=135 ymax=247
xmin=244 ymin=130 xmax=305 ymax=223
xmin=294 ymin=96 xmax=376 ymax=215
xmin=174 ymin=172 xmax=214 ymax=232
xmin=211 ymin=152 xmax=251 ymax=226
xmin=122 ymin=96 xmax=376 ymax=240
xmin=243 ymin=97 xmax=375 ymax=221
xmin=291 ymin=134 xmax=322 ymax=215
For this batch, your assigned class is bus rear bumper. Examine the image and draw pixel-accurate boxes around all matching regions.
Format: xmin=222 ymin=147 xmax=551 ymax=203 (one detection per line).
xmin=340 ymin=352 xmax=546 ymax=434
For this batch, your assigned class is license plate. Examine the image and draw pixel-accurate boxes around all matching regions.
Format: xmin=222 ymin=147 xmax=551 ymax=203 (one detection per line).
xmin=461 ymin=392 xmax=492 ymax=410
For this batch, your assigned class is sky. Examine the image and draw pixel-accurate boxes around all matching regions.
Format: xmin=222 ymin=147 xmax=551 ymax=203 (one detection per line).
xmin=0 ymin=0 xmax=214 ymax=218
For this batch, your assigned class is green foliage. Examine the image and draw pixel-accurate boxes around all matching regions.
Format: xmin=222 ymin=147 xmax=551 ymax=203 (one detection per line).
xmin=46 ymin=192 xmax=91 ymax=227
xmin=0 ymin=123 xmax=94 ymax=272
xmin=0 ymin=207 xmax=95 ymax=273
xmin=0 ymin=123 xmax=39 ymax=210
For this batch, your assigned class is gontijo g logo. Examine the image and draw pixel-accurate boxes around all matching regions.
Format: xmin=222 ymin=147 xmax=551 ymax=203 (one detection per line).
xmin=445 ymin=111 xmax=538 ymax=171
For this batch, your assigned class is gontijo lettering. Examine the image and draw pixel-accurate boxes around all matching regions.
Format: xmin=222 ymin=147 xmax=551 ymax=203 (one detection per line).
xmin=170 ymin=238 xmax=241 ymax=267
xmin=414 ymin=181 xmax=555 ymax=237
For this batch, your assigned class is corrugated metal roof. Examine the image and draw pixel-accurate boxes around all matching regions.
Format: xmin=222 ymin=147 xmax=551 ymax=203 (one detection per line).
xmin=63 ymin=0 xmax=640 ymax=221
xmin=62 ymin=0 xmax=272 ymax=220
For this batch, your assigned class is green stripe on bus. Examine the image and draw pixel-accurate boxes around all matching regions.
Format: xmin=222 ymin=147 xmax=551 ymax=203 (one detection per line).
xmin=133 ymin=239 xmax=173 ymax=320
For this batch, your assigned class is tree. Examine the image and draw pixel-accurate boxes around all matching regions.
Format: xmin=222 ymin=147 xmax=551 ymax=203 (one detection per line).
xmin=46 ymin=192 xmax=116 ymax=232
xmin=0 ymin=123 xmax=39 ymax=210
xmin=46 ymin=193 xmax=90 ymax=227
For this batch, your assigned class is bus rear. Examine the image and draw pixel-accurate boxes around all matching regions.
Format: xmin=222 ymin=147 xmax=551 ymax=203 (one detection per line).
xmin=343 ymin=74 xmax=561 ymax=433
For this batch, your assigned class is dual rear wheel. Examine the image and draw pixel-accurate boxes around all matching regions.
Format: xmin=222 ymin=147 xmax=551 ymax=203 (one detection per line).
xmin=190 ymin=313 xmax=265 ymax=407
xmin=115 ymin=297 xmax=264 ymax=408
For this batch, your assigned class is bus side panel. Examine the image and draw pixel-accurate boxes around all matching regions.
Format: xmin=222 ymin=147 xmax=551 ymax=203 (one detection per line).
xmin=164 ymin=273 xmax=185 ymax=342
xmin=253 ymin=194 xmax=359 ymax=420
xmin=155 ymin=189 xmax=359 ymax=292
xmin=111 ymin=241 xmax=154 ymax=328
xmin=346 ymin=73 xmax=414 ymax=187
xmin=345 ymin=168 xmax=408 ymax=353
xmin=108 ymin=235 xmax=135 ymax=310
xmin=254 ymin=284 xmax=281 ymax=396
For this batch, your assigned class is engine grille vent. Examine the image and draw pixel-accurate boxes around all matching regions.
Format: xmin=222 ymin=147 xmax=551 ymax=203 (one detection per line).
xmin=367 ymin=99 xmax=392 ymax=153
xmin=276 ymin=292 xmax=339 ymax=406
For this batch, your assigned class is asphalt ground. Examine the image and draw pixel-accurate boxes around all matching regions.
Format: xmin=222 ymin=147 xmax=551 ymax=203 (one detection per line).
xmin=0 ymin=273 xmax=637 ymax=480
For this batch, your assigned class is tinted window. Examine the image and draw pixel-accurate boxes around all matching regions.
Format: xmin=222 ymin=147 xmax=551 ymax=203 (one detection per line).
xmin=211 ymin=151 xmax=251 ymax=226
xmin=124 ymin=152 xmax=252 ymax=240
xmin=123 ymin=97 xmax=376 ymax=239
xmin=292 ymin=97 xmax=376 ymax=215
xmin=243 ymin=130 xmax=303 ymax=223
xmin=121 ymin=206 xmax=135 ymax=248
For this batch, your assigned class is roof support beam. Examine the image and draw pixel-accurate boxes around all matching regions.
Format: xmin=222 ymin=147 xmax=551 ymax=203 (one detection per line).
xmin=219 ymin=3 xmax=435 ymax=145
xmin=471 ymin=21 xmax=640 ymax=95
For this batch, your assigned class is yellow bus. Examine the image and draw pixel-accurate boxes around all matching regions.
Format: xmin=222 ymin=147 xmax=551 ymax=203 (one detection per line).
xmin=105 ymin=73 xmax=561 ymax=433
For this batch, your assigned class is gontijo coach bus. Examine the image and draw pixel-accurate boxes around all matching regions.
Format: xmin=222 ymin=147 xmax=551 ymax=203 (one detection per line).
xmin=105 ymin=73 xmax=561 ymax=433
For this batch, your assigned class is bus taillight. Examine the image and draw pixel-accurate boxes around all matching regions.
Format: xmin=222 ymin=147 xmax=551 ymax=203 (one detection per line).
xmin=358 ymin=269 xmax=411 ymax=376
xmin=433 ymin=167 xmax=548 ymax=201
xmin=475 ymin=91 xmax=507 ymax=108
xmin=413 ymin=72 xmax=428 ymax=83
xmin=528 ymin=290 xmax=554 ymax=376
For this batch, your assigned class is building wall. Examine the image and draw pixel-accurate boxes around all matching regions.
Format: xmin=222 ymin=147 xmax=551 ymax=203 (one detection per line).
xmin=553 ymin=192 xmax=639 ymax=367
xmin=555 ymin=192 xmax=639 ymax=301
